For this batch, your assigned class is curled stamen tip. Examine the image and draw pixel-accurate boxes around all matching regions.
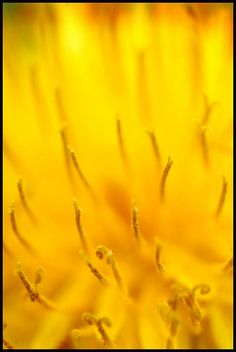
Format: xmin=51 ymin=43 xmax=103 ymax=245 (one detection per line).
xmin=17 ymin=178 xmax=23 ymax=186
xmin=100 ymin=317 xmax=111 ymax=328
xmin=16 ymin=261 xmax=22 ymax=272
xmin=82 ymin=312 xmax=96 ymax=325
xmin=35 ymin=267 xmax=44 ymax=285
xmin=71 ymin=329 xmax=80 ymax=339
xmin=9 ymin=203 xmax=14 ymax=213
xmin=192 ymin=284 xmax=211 ymax=296
xmin=95 ymin=245 xmax=107 ymax=260
xmin=72 ymin=196 xmax=77 ymax=204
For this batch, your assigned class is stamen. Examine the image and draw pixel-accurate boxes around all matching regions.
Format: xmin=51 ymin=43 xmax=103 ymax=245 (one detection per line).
xmin=73 ymin=198 xmax=89 ymax=254
xmin=16 ymin=263 xmax=38 ymax=302
xmin=197 ymin=95 xmax=218 ymax=166
xmin=131 ymin=201 xmax=140 ymax=242
xmin=159 ymin=301 xmax=179 ymax=349
xmin=86 ymin=262 xmax=109 ymax=287
xmin=223 ymin=258 xmax=233 ymax=273
xmin=37 ymin=294 xmax=57 ymax=311
xmin=171 ymin=282 xmax=203 ymax=326
xmin=184 ymin=294 xmax=202 ymax=326
xmin=202 ymin=94 xmax=218 ymax=125
xmin=70 ymin=329 xmax=80 ymax=342
xmin=199 ymin=125 xmax=208 ymax=165
xmin=116 ymin=117 xmax=127 ymax=165
xmin=80 ymin=252 xmax=108 ymax=287
xmin=9 ymin=203 xmax=34 ymax=253
xmin=16 ymin=263 xmax=56 ymax=310
xmin=17 ymin=179 xmax=37 ymax=225
xmin=215 ymin=176 xmax=228 ymax=218
xmin=82 ymin=313 xmax=113 ymax=348
xmin=59 ymin=126 xmax=74 ymax=186
xmin=160 ymin=157 xmax=173 ymax=201
xmin=97 ymin=318 xmax=113 ymax=348
xmin=155 ymin=243 xmax=165 ymax=273
xmin=147 ymin=130 xmax=161 ymax=167
xmin=68 ymin=146 xmax=97 ymax=202
xmin=166 ymin=313 xmax=179 ymax=349
xmin=96 ymin=245 xmax=124 ymax=290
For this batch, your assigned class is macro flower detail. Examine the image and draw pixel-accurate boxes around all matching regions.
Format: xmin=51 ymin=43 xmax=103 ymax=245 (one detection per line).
xmin=3 ymin=3 xmax=233 ymax=349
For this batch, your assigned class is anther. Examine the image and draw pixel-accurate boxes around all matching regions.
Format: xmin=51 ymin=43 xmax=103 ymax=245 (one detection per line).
xmin=9 ymin=203 xmax=34 ymax=253
xmin=68 ymin=146 xmax=97 ymax=203
xmin=215 ymin=176 xmax=228 ymax=218
xmin=147 ymin=130 xmax=161 ymax=167
xmin=73 ymin=198 xmax=89 ymax=254
xmin=96 ymin=245 xmax=124 ymax=290
xmin=17 ymin=179 xmax=37 ymax=225
xmin=82 ymin=313 xmax=113 ymax=348
xmin=80 ymin=252 xmax=108 ymax=287
xmin=16 ymin=262 xmax=38 ymax=302
xmin=131 ymin=201 xmax=140 ymax=242
xmin=155 ymin=243 xmax=165 ymax=273
xmin=160 ymin=157 xmax=173 ymax=201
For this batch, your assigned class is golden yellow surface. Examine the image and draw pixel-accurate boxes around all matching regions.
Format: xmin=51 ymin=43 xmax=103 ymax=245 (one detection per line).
xmin=3 ymin=3 xmax=233 ymax=349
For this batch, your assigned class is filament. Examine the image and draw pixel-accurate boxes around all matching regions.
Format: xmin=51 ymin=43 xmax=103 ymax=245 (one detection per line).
xmin=59 ymin=126 xmax=74 ymax=186
xmin=160 ymin=157 xmax=173 ymax=201
xmin=73 ymin=198 xmax=89 ymax=254
xmin=68 ymin=146 xmax=97 ymax=202
xmin=215 ymin=176 xmax=228 ymax=218
xmin=17 ymin=179 xmax=37 ymax=225
xmin=131 ymin=201 xmax=140 ymax=242
xmin=9 ymin=203 xmax=34 ymax=253
xmin=155 ymin=243 xmax=165 ymax=273
xmin=116 ymin=117 xmax=127 ymax=165
xmin=147 ymin=130 xmax=161 ymax=167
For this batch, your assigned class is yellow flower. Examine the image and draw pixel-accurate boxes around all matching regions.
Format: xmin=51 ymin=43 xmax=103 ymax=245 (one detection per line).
xmin=3 ymin=3 xmax=233 ymax=349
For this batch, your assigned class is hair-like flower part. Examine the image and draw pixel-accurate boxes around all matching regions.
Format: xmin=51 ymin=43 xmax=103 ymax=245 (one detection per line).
xmin=3 ymin=3 xmax=233 ymax=349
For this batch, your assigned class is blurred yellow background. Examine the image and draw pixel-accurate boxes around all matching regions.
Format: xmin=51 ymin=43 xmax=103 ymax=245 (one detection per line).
xmin=3 ymin=3 xmax=233 ymax=349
